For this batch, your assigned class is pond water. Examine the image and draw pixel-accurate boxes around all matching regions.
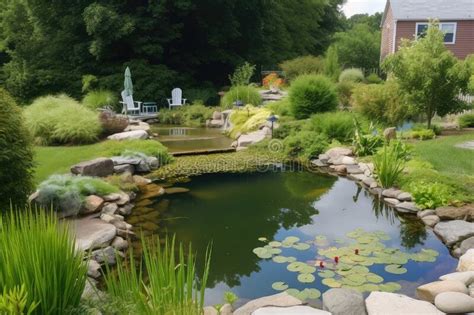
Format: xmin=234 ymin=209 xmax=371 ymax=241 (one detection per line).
xmin=132 ymin=171 xmax=457 ymax=306
xmin=151 ymin=125 xmax=233 ymax=153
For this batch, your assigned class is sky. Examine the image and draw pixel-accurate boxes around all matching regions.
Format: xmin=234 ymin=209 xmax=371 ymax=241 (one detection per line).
xmin=342 ymin=0 xmax=386 ymax=17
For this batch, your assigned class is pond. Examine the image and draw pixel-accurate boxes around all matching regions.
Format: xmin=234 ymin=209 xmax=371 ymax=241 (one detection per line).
xmin=151 ymin=124 xmax=233 ymax=153
xmin=129 ymin=171 xmax=457 ymax=307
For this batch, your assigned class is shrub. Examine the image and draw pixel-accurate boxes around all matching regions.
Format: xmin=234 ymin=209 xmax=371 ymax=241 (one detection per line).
xmin=104 ymin=237 xmax=210 ymax=314
xmin=339 ymin=68 xmax=365 ymax=83
xmin=103 ymin=140 xmax=172 ymax=165
xmin=373 ymin=140 xmax=410 ymax=188
xmin=0 ymin=210 xmax=87 ymax=314
xmin=0 ymin=284 xmax=38 ymax=315
xmin=185 ymin=87 xmax=219 ymax=105
xmin=410 ymin=181 xmax=451 ymax=209
xmin=352 ymin=81 xmax=412 ymax=126
xmin=307 ymin=112 xmax=356 ymax=143
xmin=221 ymin=86 xmax=262 ymax=109
xmin=159 ymin=108 xmax=184 ymax=125
xmin=182 ymin=104 xmax=214 ymax=126
xmin=403 ymin=128 xmax=436 ymax=140
xmin=289 ymin=75 xmax=338 ymax=119
xmin=36 ymin=175 xmax=119 ymax=216
xmin=280 ymin=56 xmax=325 ymax=81
xmin=352 ymin=121 xmax=384 ymax=156
xmin=366 ymin=73 xmax=383 ymax=84
xmin=324 ymin=45 xmax=341 ymax=81
xmin=99 ymin=110 xmax=128 ymax=135
xmin=459 ymin=113 xmax=474 ymax=128
xmin=337 ymin=81 xmax=356 ymax=108
xmin=262 ymin=73 xmax=284 ymax=89
xmin=24 ymin=94 xmax=102 ymax=145
xmin=228 ymin=106 xmax=271 ymax=138
xmin=82 ymin=90 xmax=118 ymax=111
xmin=229 ymin=62 xmax=256 ymax=86
xmin=266 ymin=99 xmax=291 ymax=117
xmin=283 ymin=131 xmax=329 ymax=160
xmin=273 ymin=120 xmax=304 ymax=140
xmin=0 ymin=88 xmax=34 ymax=211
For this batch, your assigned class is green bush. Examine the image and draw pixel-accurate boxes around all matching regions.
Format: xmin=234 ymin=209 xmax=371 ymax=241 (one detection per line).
xmin=266 ymin=99 xmax=292 ymax=117
xmin=373 ymin=140 xmax=410 ymax=188
xmin=24 ymin=94 xmax=102 ymax=145
xmin=159 ymin=108 xmax=184 ymax=125
xmin=0 ymin=284 xmax=38 ymax=315
xmin=273 ymin=120 xmax=304 ymax=140
xmin=228 ymin=106 xmax=272 ymax=138
xmin=103 ymin=140 xmax=172 ymax=165
xmin=459 ymin=113 xmax=474 ymax=128
xmin=336 ymin=81 xmax=356 ymax=108
xmin=339 ymin=68 xmax=365 ymax=83
xmin=159 ymin=104 xmax=214 ymax=127
xmin=0 ymin=210 xmax=87 ymax=314
xmin=289 ymin=75 xmax=338 ymax=119
xmin=410 ymin=181 xmax=450 ymax=209
xmin=221 ymin=86 xmax=262 ymax=109
xmin=82 ymin=90 xmax=118 ymax=111
xmin=366 ymin=73 xmax=383 ymax=84
xmin=307 ymin=112 xmax=356 ymax=143
xmin=283 ymin=131 xmax=329 ymax=160
xmin=280 ymin=56 xmax=325 ymax=81
xmin=352 ymin=81 xmax=411 ymax=126
xmin=352 ymin=121 xmax=384 ymax=156
xmin=229 ymin=62 xmax=256 ymax=86
xmin=0 ymin=88 xmax=34 ymax=211
xmin=36 ymin=175 xmax=120 ymax=216
xmin=403 ymin=128 xmax=436 ymax=140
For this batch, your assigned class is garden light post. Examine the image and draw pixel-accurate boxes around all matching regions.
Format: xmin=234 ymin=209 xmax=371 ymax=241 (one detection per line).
xmin=267 ymin=114 xmax=278 ymax=138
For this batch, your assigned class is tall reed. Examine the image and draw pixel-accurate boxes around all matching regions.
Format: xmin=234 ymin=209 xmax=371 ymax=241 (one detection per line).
xmin=0 ymin=209 xmax=87 ymax=314
xmin=104 ymin=236 xmax=211 ymax=315
xmin=373 ymin=140 xmax=409 ymax=188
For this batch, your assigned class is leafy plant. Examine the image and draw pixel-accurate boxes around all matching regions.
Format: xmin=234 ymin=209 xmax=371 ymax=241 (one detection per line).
xmin=339 ymin=68 xmax=364 ymax=83
xmin=273 ymin=120 xmax=304 ymax=140
xmin=0 ymin=88 xmax=34 ymax=211
xmin=336 ymin=80 xmax=356 ymax=108
xmin=221 ymin=86 xmax=262 ymax=109
xmin=0 ymin=285 xmax=38 ymax=315
xmin=224 ymin=291 xmax=238 ymax=307
xmin=24 ymin=94 xmax=102 ymax=145
xmin=280 ymin=56 xmax=325 ymax=81
xmin=403 ymin=128 xmax=436 ymax=140
xmin=289 ymin=74 xmax=338 ymax=119
xmin=283 ymin=131 xmax=329 ymax=160
xmin=0 ymin=210 xmax=87 ymax=314
xmin=324 ymin=46 xmax=341 ymax=81
xmin=81 ymin=74 xmax=98 ymax=93
xmin=182 ymin=104 xmax=214 ymax=126
xmin=307 ymin=112 xmax=358 ymax=143
xmin=82 ymin=90 xmax=118 ymax=111
xmin=266 ymin=99 xmax=291 ymax=117
xmin=459 ymin=113 xmax=474 ymax=128
xmin=352 ymin=121 xmax=384 ymax=156
xmin=228 ymin=106 xmax=271 ymax=138
xmin=409 ymin=181 xmax=450 ymax=209
xmin=229 ymin=62 xmax=256 ymax=86
xmin=366 ymin=73 xmax=383 ymax=84
xmin=373 ymin=141 xmax=410 ymax=188
xmin=104 ymin=236 xmax=211 ymax=315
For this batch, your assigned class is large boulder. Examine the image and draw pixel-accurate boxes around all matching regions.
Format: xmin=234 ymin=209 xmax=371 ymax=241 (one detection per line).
xmin=434 ymin=292 xmax=474 ymax=314
xmin=107 ymin=130 xmax=149 ymax=140
xmin=82 ymin=195 xmax=104 ymax=214
xmin=440 ymin=271 xmax=474 ymax=286
xmin=460 ymin=236 xmax=474 ymax=255
xmin=365 ymin=292 xmax=443 ymax=315
xmin=71 ymin=158 xmax=114 ymax=177
xmin=252 ymin=306 xmax=330 ymax=315
xmin=326 ymin=147 xmax=353 ymax=160
xmin=74 ymin=217 xmax=117 ymax=251
xmin=91 ymin=246 xmax=122 ymax=265
xmin=434 ymin=220 xmax=474 ymax=246
xmin=458 ymin=249 xmax=474 ymax=272
xmin=383 ymin=127 xmax=397 ymax=141
xmin=416 ymin=280 xmax=468 ymax=303
xmin=233 ymin=292 xmax=303 ymax=315
xmin=395 ymin=202 xmax=420 ymax=214
xmin=422 ymin=215 xmax=440 ymax=227
xmin=382 ymin=188 xmax=402 ymax=199
xmin=124 ymin=121 xmax=150 ymax=132
xmin=436 ymin=204 xmax=474 ymax=221
xmin=237 ymin=131 xmax=267 ymax=149
xmin=322 ymin=288 xmax=367 ymax=315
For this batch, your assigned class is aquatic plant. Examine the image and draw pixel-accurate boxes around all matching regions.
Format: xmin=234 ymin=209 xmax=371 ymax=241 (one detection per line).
xmin=373 ymin=141 xmax=410 ymax=188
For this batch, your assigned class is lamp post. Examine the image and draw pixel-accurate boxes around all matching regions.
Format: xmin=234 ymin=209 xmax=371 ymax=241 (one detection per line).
xmin=267 ymin=114 xmax=278 ymax=138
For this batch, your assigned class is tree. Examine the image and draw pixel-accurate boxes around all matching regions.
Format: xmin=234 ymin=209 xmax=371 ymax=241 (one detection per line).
xmin=0 ymin=87 xmax=34 ymax=211
xmin=324 ymin=45 xmax=341 ymax=81
xmin=383 ymin=23 xmax=470 ymax=128
xmin=345 ymin=13 xmax=383 ymax=32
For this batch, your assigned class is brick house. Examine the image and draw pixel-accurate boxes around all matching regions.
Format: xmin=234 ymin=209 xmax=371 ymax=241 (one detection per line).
xmin=380 ymin=0 xmax=474 ymax=60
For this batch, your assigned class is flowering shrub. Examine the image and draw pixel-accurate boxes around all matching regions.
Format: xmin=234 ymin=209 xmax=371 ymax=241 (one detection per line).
xmin=263 ymin=73 xmax=284 ymax=89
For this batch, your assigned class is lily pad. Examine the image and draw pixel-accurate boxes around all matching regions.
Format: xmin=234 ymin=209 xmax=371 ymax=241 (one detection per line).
xmin=384 ymin=264 xmax=407 ymax=275
xmin=318 ymin=270 xmax=336 ymax=278
xmin=322 ymin=278 xmax=342 ymax=288
xmin=287 ymin=262 xmax=306 ymax=272
xmin=366 ymin=273 xmax=384 ymax=284
xmin=379 ymin=282 xmax=402 ymax=293
xmin=297 ymin=273 xmax=315 ymax=283
xmin=293 ymin=243 xmax=311 ymax=251
xmin=258 ymin=237 xmax=268 ymax=242
xmin=300 ymin=265 xmax=316 ymax=274
xmin=283 ymin=236 xmax=300 ymax=244
xmin=252 ymin=247 xmax=272 ymax=259
xmin=272 ymin=256 xmax=289 ymax=264
xmin=346 ymin=274 xmax=366 ymax=285
xmin=269 ymin=241 xmax=282 ymax=248
xmin=271 ymin=281 xmax=289 ymax=291
xmin=361 ymin=283 xmax=380 ymax=292
xmin=302 ymin=288 xmax=321 ymax=299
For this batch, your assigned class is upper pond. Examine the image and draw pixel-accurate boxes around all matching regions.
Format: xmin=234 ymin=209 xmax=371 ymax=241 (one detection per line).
xmin=130 ymin=171 xmax=457 ymax=306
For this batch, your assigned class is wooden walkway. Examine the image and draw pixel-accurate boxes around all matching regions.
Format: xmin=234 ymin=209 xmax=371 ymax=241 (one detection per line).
xmin=171 ymin=147 xmax=236 ymax=157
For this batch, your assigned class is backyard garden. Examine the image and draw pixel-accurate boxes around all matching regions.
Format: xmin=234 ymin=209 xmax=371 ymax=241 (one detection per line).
xmin=1 ymin=2 xmax=474 ymax=314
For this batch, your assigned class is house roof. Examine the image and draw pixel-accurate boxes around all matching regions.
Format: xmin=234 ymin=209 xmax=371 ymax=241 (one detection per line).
xmin=382 ymin=0 xmax=474 ymax=25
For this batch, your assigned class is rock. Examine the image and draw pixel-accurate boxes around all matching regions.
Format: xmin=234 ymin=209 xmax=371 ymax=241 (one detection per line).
xmin=333 ymin=165 xmax=347 ymax=174
xmin=346 ymin=165 xmax=364 ymax=174
xmin=440 ymin=271 xmax=474 ymax=286
xmin=116 ymin=192 xmax=131 ymax=206
xmin=322 ymin=288 xmax=367 ymax=315
xmin=434 ymin=291 xmax=474 ymax=314
xmin=103 ymin=193 xmax=121 ymax=202
xmin=82 ymin=195 xmax=104 ymax=214
xmin=100 ymin=213 xmax=115 ymax=223
xmin=111 ymin=156 xmax=143 ymax=166
xmin=422 ymin=215 xmax=440 ymax=227
xmin=71 ymin=158 xmax=114 ymax=177
xmin=82 ymin=279 xmax=101 ymax=301
xmin=342 ymin=156 xmax=357 ymax=165
xmin=113 ymin=214 xmax=124 ymax=221
xmin=136 ymin=160 xmax=151 ymax=172
xmin=384 ymin=198 xmax=400 ymax=206
xmin=383 ymin=127 xmax=397 ymax=141
xmin=111 ymin=236 xmax=128 ymax=251
xmin=348 ymin=174 xmax=369 ymax=182
xmin=203 ymin=306 xmax=218 ymax=315
xmin=107 ymin=130 xmax=149 ymax=140
xmin=237 ymin=130 xmax=267 ymax=148
xmin=101 ymin=203 xmax=118 ymax=215
xmin=416 ymin=280 xmax=468 ymax=303
xmin=124 ymin=121 xmax=150 ymax=132
xmin=111 ymin=219 xmax=128 ymax=230
xmin=458 ymin=249 xmax=474 ymax=271
xmin=139 ymin=184 xmax=165 ymax=199
xmin=165 ymin=187 xmax=190 ymax=195
xmin=312 ymin=159 xmax=327 ymax=167
xmin=453 ymin=247 xmax=463 ymax=258
xmin=470 ymin=283 xmax=474 ymax=297
xmin=145 ymin=157 xmax=160 ymax=170
xmin=118 ymin=203 xmax=134 ymax=216
xmin=326 ymin=147 xmax=353 ymax=160
xmin=74 ymin=218 xmax=117 ymax=251
xmin=133 ymin=175 xmax=152 ymax=186
xmin=87 ymin=260 xmax=101 ymax=279
xmin=233 ymin=292 xmax=303 ymax=315
xmin=220 ymin=304 xmax=232 ymax=315
xmin=418 ymin=209 xmax=436 ymax=218
xmin=365 ymin=292 xmax=443 ymax=315
xmin=434 ymin=220 xmax=474 ymax=246
xmin=436 ymin=204 xmax=474 ymax=221
xmin=382 ymin=188 xmax=402 ymax=199
xmin=253 ymin=306 xmax=330 ymax=315
xmin=362 ymin=177 xmax=376 ymax=187
xmin=212 ymin=111 xmax=222 ymax=120
xmin=460 ymin=236 xmax=474 ymax=255
xmin=397 ymin=192 xmax=412 ymax=202
xmin=28 ymin=191 xmax=39 ymax=204
xmin=91 ymin=246 xmax=123 ymax=265
xmin=114 ymin=164 xmax=135 ymax=174
xmin=395 ymin=202 xmax=420 ymax=214
xmin=369 ymin=182 xmax=378 ymax=189
xmin=318 ymin=154 xmax=330 ymax=163
xmin=116 ymin=228 xmax=136 ymax=238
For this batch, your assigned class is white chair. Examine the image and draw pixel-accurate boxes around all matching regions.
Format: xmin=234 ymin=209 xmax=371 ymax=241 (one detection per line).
xmin=120 ymin=90 xmax=142 ymax=116
xmin=167 ymin=88 xmax=187 ymax=109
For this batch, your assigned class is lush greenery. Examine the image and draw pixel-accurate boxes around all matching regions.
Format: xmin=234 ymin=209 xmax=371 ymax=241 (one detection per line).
xmin=383 ymin=22 xmax=470 ymax=128
xmin=373 ymin=141 xmax=409 ymax=188
xmin=34 ymin=140 xmax=171 ymax=183
xmin=228 ymin=106 xmax=271 ymax=138
xmin=338 ymin=68 xmax=364 ymax=83
xmin=221 ymin=86 xmax=262 ymax=109
xmin=24 ymin=94 xmax=102 ymax=145
xmin=0 ymin=284 xmax=38 ymax=315
xmin=410 ymin=181 xmax=450 ymax=209
xmin=289 ymin=75 xmax=338 ymax=119
xmin=0 ymin=88 xmax=34 ymax=211
xmin=324 ymin=46 xmax=341 ymax=81
xmin=229 ymin=62 xmax=256 ymax=86
xmin=82 ymin=90 xmax=118 ymax=111
xmin=159 ymin=104 xmax=214 ymax=127
xmin=0 ymin=210 xmax=87 ymax=314
xmin=283 ymin=131 xmax=329 ymax=160
xmin=280 ymin=56 xmax=325 ymax=81
xmin=352 ymin=121 xmax=384 ymax=156
xmin=306 ymin=112 xmax=357 ymax=143
xmin=459 ymin=113 xmax=474 ymax=128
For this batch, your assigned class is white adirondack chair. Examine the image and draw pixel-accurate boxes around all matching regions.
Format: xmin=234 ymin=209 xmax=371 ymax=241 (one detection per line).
xmin=167 ymin=88 xmax=187 ymax=109
xmin=120 ymin=90 xmax=142 ymax=116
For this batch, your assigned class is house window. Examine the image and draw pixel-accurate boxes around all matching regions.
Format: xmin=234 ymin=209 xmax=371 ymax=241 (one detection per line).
xmin=416 ymin=22 xmax=457 ymax=44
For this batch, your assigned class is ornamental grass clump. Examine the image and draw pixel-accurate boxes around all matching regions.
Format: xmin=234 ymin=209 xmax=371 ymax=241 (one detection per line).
xmin=373 ymin=141 xmax=410 ymax=188
xmin=0 ymin=210 xmax=87 ymax=314
xmin=221 ymin=86 xmax=262 ymax=109
xmin=104 ymin=236 xmax=211 ymax=315
xmin=82 ymin=90 xmax=118 ymax=111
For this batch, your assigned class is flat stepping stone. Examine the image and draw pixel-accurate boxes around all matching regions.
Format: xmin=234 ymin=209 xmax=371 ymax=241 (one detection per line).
xmin=456 ymin=141 xmax=474 ymax=150
xmin=73 ymin=217 xmax=116 ymax=251
xmin=434 ymin=220 xmax=474 ymax=246
xmin=253 ymin=306 xmax=330 ymax=315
